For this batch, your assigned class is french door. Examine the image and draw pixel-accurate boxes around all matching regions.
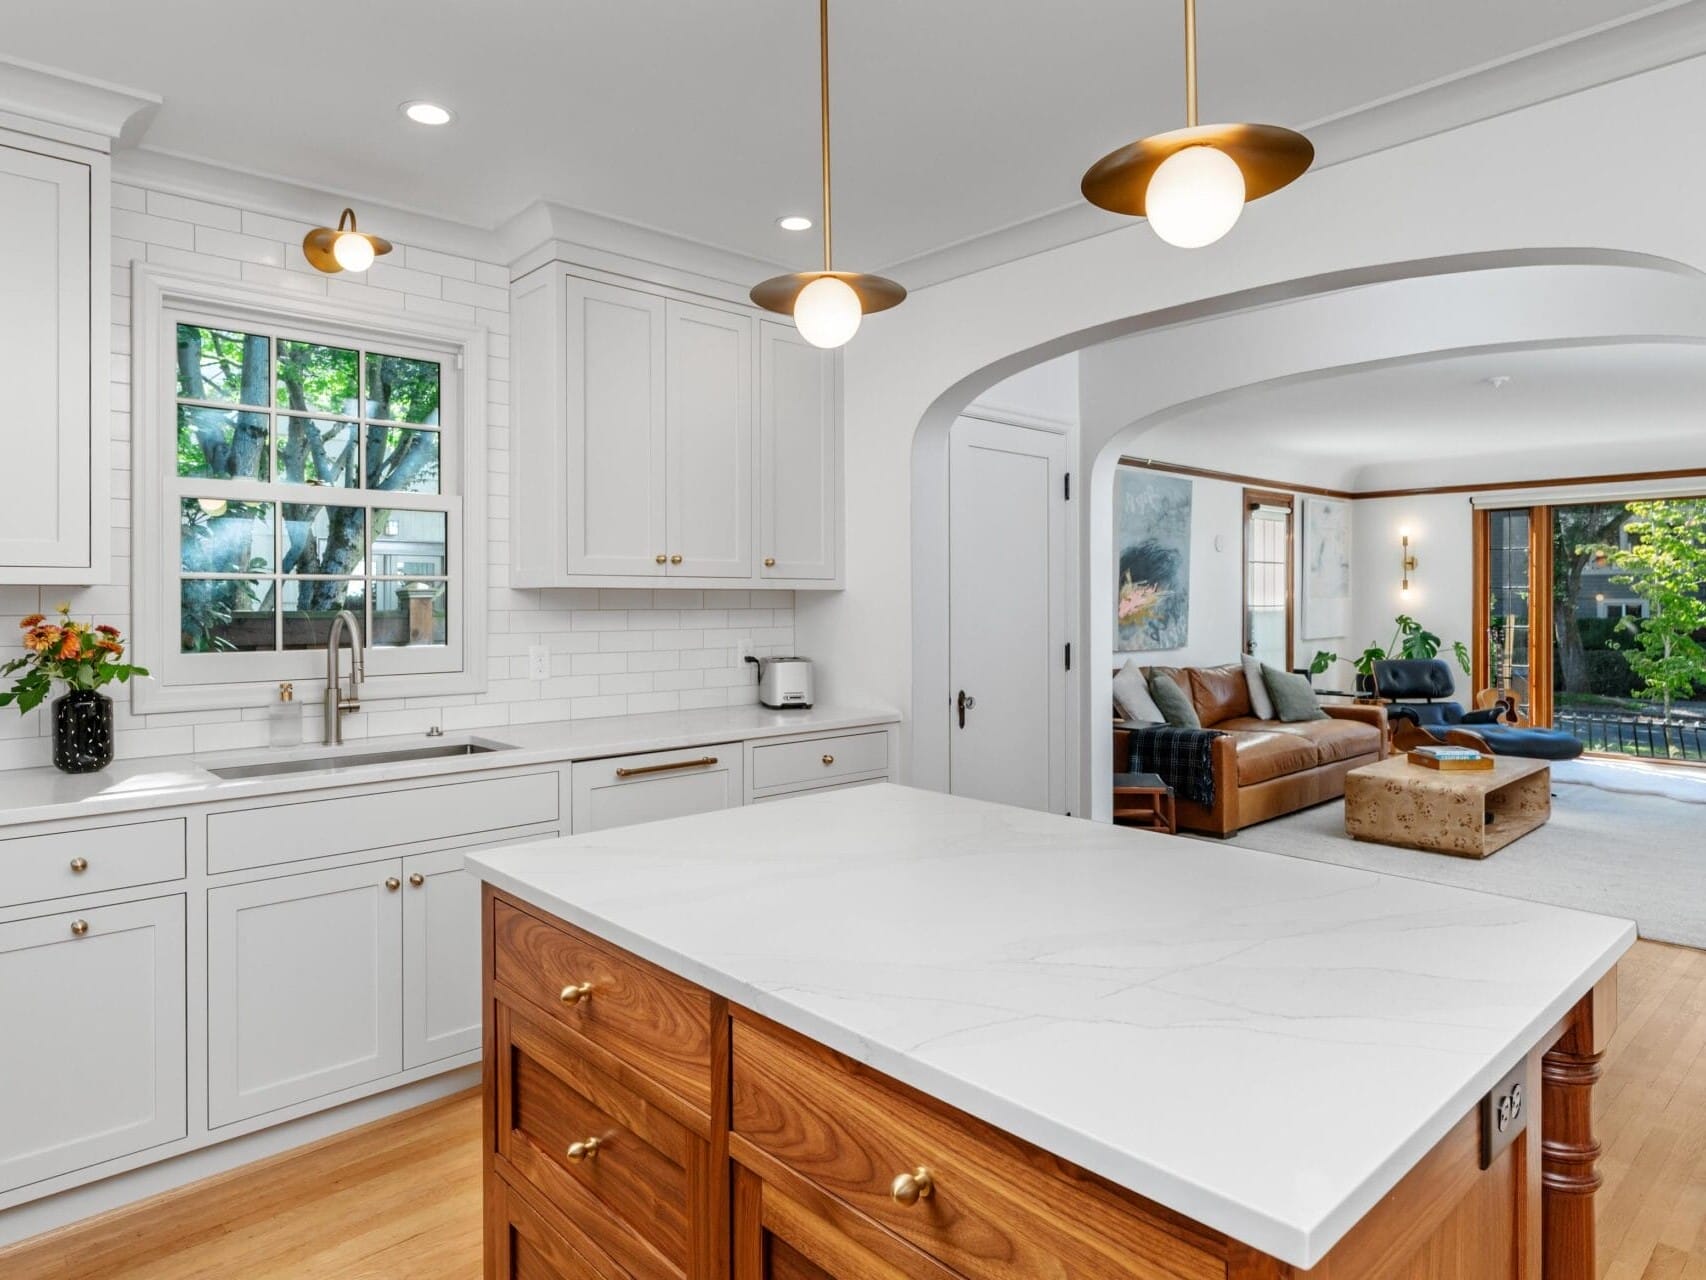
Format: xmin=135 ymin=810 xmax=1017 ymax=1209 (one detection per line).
xmin=1243 ymin=490 xmax=1293 ymax=668
xmin=1473 ymin=506 xmax=1552 ymax=727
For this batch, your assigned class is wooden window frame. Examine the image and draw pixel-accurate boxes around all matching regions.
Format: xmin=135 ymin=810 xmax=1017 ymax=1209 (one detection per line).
xmin=1473 ymin=506 xmax=1553 ymax=728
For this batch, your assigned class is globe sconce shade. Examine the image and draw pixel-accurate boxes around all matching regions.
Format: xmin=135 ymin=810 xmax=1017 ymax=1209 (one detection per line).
xmin=302 ymin=208 xmax=393 ymax=275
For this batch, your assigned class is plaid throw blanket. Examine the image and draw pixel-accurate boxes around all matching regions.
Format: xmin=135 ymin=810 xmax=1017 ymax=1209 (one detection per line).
xmin=1126 ymin=725 xmax=1223 ymax=808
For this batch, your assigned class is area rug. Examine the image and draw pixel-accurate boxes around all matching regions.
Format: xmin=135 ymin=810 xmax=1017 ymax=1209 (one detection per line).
xmin=1216 ymin=775 xmax=1706 ymax=950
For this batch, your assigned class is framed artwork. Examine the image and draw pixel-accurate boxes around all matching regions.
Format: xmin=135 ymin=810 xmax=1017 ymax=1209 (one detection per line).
xmin=1302 ymin=495 xmax=1351 ymax=640
xmin=1114 ymin=468 xmax=1192 ymax=651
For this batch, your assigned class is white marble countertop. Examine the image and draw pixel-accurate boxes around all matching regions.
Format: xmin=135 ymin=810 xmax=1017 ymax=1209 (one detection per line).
xmin=467 ymin=783 xmax=1634 ymax=1269
xmin=0 ymin=704 xmax=897 ymax=829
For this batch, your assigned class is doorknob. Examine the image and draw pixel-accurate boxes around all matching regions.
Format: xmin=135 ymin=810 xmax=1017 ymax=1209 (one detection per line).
xmin=957 ymin=689 xmax=976 ymax=728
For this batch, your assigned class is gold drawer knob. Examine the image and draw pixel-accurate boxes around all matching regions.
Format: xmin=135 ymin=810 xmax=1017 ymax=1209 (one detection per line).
xmin=655 ymin=554 xmax=667 ymax=564
xmin=891 ymin=1167 xmax=934 ymax=1206
xmin=385 ymin=877 xmax=401 ymax=891
xmin=822 ymin=754 xmax=835 ymax=766
xmin=70 ymin=919 xmax=89 ymax=937
xmin=565 ymin=1137 xmax=602 ymax=1162
xmin=69 ymin=857 xmax=88 ymax=873
xmin=763 ymin=557 xmax=776 ymax=568
xmin=670 ymin=554 xmax=683 ymax=565
xmin=408 ymin=873 xmax=425 ymax=887
xmin=559 ymin=981 xmax=594 ymax=1005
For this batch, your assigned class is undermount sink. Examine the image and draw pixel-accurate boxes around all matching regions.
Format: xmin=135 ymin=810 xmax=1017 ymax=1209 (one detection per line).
xmin=206 ymin=742 xmax=507 ymax=781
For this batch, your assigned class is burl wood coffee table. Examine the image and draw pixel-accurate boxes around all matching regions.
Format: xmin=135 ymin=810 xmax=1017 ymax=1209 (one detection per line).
xmin=1344 ymin=755 xmax=1551 ymax=858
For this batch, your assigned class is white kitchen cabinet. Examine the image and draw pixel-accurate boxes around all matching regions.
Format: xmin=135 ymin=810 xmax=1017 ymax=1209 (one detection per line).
xmin=402 ymin=847 xmax=483 ymax=1068
xmin=571 ymin=744 xmax=744 ymax=833
xmin=666 ymin=299 xmax=752 ymax=578
xmin=0 ymin=130 xmax=107 ymax=583
xmin=0 ymin=897 xmax=185 ymax=1195
xmin=206 ymin=862 xmax=403 ymax=1127
xmin=758 ymin=321 xmax=838 ymax=581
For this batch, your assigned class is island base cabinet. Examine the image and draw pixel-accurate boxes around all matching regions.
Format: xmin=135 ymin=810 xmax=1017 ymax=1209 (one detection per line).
xmin=0 ymin=897 xmax=186 ymax=1199
xmin=491 ymin=1174 xmax=631 ymax=1279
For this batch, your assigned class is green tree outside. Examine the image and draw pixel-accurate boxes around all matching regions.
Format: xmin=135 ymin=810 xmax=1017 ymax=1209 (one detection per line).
xmin=1607 ymin=498 xmax=1706 ymax=719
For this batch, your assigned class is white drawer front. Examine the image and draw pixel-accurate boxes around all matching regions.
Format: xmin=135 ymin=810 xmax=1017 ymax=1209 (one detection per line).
xmin=751 ymin=779 xmax=881 ymax=804
xmin=207 ymin=772 xmax=560 ymax=873
xmin=750 ymin=731 xmax=889 ymax=795
xmin=0 ymin=819 xmax=186 ymax=907
xmin=571 ymin=744 xmax=742 ymax=833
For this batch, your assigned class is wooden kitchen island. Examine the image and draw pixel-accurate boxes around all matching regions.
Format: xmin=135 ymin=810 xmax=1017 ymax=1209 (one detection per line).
xmin=469 ymin=785 xmax=1631 ymax=1280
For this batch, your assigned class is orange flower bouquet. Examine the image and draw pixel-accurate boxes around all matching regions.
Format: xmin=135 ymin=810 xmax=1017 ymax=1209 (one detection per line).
xmin=2 ymin=605 xmax=147 ymax=773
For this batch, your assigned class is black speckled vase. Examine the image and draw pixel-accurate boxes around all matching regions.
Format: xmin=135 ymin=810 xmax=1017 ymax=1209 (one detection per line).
xmin=52 ymin=690 xmax=113 ymax=773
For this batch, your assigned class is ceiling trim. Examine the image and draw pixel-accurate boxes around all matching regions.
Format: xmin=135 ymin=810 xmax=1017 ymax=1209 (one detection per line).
xmin=883 ymin=2 xmax=1706 ymax=290
xmin=0 ymin=53 xmax=158 ymax=151
xmin=500 ymin=200 xmax=786 ymax=292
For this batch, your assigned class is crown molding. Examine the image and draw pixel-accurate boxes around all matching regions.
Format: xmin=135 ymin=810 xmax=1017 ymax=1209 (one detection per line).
xmin=882 ymin=1 xmax=1706 ymax=291
xmin=0 ymin=54 xmax=158 ymax=151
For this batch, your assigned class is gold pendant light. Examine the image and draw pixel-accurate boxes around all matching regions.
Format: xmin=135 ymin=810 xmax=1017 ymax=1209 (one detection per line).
xmin=1081 ymin=0 xmax=1312 ymax=248
xmin=751 ymin=0 xmax=904 ymax=349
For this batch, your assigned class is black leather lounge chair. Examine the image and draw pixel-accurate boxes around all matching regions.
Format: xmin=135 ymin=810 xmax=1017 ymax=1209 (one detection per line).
xmin=1371 ymin=659 xmax=1585 ymax=761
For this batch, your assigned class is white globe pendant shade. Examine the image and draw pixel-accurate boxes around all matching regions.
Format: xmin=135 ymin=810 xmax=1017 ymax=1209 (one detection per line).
xmin=1144 ymin=145 xmax=1246 ymax=248
xmin=332 ymin=229 xmax=377 ymax=272
xmin=792 ymin=275 xmax=863 ymax=349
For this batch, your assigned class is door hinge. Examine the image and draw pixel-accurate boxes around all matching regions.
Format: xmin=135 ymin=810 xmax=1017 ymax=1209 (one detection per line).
xmin=1065 ymin=642 xmax=1072 ymax=671
xmin=1064 ymin=473 xmax=1071 ymax=500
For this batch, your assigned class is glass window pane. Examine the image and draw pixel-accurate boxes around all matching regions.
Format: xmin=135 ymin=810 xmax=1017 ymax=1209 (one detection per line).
xmin=365 ymin=353 xmax=440 ymax=424
xmin=364 ymin=426 xmax=440 ymax=494
xmin=371 ymin=509 xmax=447 ymax=577
xmin=177 ymin=407 xmax=269 ymax=480
xmin=180 ymin=578 xmax=275 ymax=653
xmin=282 ymin=579 xmax=366 ymax=650
xmin=276 ymin=340 xmax=359 ymax=415
xmin=372 ymin=580 xmax=447 ymax=647
xmin=282 ymin=504 xmax=366 ymax=578
xmin=180 ymin=499 xmax=274 ymax=574
xmin=176 ymin=325 xmax=271 ymax=406
xmin=278 ymin=417 xmax=359 ymax=488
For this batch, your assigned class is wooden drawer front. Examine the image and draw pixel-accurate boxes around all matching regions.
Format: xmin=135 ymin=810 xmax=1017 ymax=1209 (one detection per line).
xmin=0 ymin=819 xmax=185 ymax=906
xmin=207 ymin=771 xmax=559 ymax=873
xmin=750 ymin=732 xmax=887 ymax=794
xmin=500 ymin=1006 xmax=690 ymax=1280
xmin=496 ymin=1173 xmax=634 ymax=1280
xmin=493 ymin=899 xmax=713 ymax=1115
xmin=732 ymin=1019 xmax=1221 ymax=1280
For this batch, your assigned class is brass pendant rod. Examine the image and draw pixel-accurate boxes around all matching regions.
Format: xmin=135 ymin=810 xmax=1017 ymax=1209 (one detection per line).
xmin=819 ymin=0 xmax=833 ymax=272
xmin=1187 ymin=0 xmax=1201 ymax=128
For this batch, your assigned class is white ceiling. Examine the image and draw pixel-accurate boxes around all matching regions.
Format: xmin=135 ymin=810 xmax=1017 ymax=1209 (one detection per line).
xmin=4 ymin=0 xmax=1678 ymax=271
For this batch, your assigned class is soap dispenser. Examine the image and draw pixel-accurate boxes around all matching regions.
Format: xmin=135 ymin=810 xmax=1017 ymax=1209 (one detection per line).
xmin=269 ymin=682 xmax=302 ymax=748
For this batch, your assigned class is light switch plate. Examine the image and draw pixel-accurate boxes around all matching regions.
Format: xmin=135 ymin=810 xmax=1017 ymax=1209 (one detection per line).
xmin=527 ymin=645 xmax=549 ymax=681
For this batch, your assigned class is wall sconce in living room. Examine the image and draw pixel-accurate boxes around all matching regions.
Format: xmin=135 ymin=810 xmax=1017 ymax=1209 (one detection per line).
xmin=1400 ymin=531 xmax=1418 ymax=596
xmin=302 ymin=208 xmax=392 ymax=274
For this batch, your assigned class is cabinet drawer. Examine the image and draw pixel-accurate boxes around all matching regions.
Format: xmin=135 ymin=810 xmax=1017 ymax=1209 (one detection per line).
xmin=207 ymin=771 xmax=559 ymax=873
xmin=749 ymin=732 xmax=888 ymax=795
xmin=495 ymin=1172 xmax=635 ymax=1280
xmin=493 ymin=899 xmax=714 ymax=1117
xmin=732 ymin=1017 xmax=1221 ymax=1280
xmin=499 ymin=1004 xmax=691 ymax=1280
xmin=0 ymin=819 xmax=185 ymax=907
xmin=571 ymin=745 xmax=741 ymax=834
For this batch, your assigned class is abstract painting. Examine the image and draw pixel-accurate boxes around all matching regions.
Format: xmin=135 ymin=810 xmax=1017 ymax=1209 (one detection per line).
xmin=1302 ymin=495 xmax=1351 ymax=640
xmin=1114 ymin=469 xmax=1192 ymax=651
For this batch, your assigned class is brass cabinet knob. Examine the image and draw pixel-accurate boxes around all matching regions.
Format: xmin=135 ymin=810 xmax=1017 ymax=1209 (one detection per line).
xmin=408 ymin=873 xmax=425 ymax=887
xmin=385 ymin=877 xmax=401 ymax=891
xmin=69 ymin=857 xmax=88 ymax=873
xmin=70 ymin=919 xmax=89 ymax=937
xmin=655 ymin=554 xmax=667 ymax=564
xmin=559 ymin=981 xmax=594 ymax=1005
xmin=763 ymin=557 xmax=776 ymax=568
xmin=565 ymin=1137 xmax=602 ymax=1162
xmin=669 ymin=554 xmax=683 ymax=565
xmin=890 ymin=1167 xmax=934 ymax=1206
xmin=822 ymin=754 xmax=835 ymax=766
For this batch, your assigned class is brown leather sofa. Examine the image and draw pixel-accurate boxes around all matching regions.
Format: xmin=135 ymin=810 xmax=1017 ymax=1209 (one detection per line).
xmin=1113 ymin=662 xmax=1387 ymax=837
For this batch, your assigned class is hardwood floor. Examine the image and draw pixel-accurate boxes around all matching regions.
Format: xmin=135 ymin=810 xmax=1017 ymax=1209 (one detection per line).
xmin=2 ymin=940 xmax=1702 ymax=1279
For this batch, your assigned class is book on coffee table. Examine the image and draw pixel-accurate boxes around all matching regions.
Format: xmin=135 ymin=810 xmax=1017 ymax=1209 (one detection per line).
xmin=1408 ymin=745 xmax=1494 ymax=771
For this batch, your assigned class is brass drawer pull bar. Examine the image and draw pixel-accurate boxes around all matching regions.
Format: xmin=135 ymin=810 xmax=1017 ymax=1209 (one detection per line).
xmin=559 ymin=982 xmax=594 ymax=1005
xmin=891 ymin=1167 xmax=934 ymax=1206
xmin=565 ymin=1137 xmax=602 ymax=1162
xmin=614 ymin=756 xmax=718 ymax=779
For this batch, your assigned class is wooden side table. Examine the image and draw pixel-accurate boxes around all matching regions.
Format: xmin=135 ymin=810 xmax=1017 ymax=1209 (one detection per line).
xmin=1112 ymin=771 xmax=1177 ymax=834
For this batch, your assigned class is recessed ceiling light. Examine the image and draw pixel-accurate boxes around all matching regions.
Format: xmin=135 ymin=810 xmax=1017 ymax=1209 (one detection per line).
xmin=776 ymin=215 xmax=813 ymax=232
xmin=402 ymin=101 xmax=454 ymax=127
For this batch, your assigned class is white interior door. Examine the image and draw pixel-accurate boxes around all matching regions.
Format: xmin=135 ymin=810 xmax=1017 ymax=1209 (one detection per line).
xmin=1244 ymin=497 xmax=1293 ymax=667
xmin=948 ymin=417 xmax=1069 ymax=812
xmin=402 ymin=846 xmax=485 ymax=1068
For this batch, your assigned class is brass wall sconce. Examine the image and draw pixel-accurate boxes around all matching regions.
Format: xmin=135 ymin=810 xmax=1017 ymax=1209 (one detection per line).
xmin=302 ymin=208 xmax=392 ymax=274
xmin=1401 ymin=532 xmax=1418 ymax=596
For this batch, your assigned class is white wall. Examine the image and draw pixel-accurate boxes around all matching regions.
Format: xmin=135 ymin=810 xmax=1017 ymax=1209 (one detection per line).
xmin=0 ymin=183 xmax=791 ymax=771
xmin=1348 ymin=494 xmax=1477 ymax=685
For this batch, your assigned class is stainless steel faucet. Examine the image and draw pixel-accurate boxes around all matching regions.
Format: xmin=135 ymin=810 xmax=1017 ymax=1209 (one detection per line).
xmin=324 ymin=610 xmax=365 ymax=745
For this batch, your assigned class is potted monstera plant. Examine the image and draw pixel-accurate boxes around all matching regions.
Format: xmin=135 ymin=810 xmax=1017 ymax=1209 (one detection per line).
xmin=1 ymin=605 xmax=147 ymax=773
xmin=1310 ymin=615 xmax=1472 ymax=694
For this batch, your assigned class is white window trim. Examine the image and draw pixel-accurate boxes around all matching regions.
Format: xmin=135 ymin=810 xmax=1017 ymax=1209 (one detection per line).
xmin=130 ymin=264 xmax=489 ymax=715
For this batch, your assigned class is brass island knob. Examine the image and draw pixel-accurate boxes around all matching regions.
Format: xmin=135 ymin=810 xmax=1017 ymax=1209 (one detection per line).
xmin=565 ymin=1137 xmax=602 ymax=1162
xmin=890 ymin=1167 xmax=934 ymax=1206
xmin=559 ymin=981 xmax=594 ymax=1005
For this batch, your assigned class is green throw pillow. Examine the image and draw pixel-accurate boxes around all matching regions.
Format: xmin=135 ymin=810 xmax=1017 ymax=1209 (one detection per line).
xmin=1261 ymin=665 xmax=1328 ymax=722
xmin=1147 ymin=674 xmax=1201 ymax=728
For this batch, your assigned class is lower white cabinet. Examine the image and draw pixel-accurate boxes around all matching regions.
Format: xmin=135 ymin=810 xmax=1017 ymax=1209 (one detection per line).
xmin=0 ymin=897 xmax=186 ymax=1194
xmin=402 ymin=847 xmax=483 ymax=1068
xmin=207 ymin=862 xmax=404 ymax=1128
xmin=571 ymin=744 xmax=744 ymax=833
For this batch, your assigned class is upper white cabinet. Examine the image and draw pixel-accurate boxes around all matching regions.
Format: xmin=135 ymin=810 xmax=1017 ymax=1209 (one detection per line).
xmin=512 ymin=263 xmax=839 ymax=589
xmin=0 ymin=130 xmax=107 ymax=584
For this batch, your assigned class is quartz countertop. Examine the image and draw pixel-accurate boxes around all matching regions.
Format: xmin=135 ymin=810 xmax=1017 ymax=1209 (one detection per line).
xmin=0 ymin=704 xmax=898 ymax=829
xmin=466 ymin=783 xmax=1635 ymax=1269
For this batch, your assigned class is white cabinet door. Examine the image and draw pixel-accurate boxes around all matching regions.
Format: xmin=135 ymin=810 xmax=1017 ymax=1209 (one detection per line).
xmin=758 ymin=322 xmax=837 ymax=581
xmin=564 ymin=276 xmax=668 ymax=577
xmin=401 ymin=847 xmax=484 ymax=1068
xmin=207 ymin=862 xmax=403 ymax=1127
xmin=0 ymin=136 xmax=95 ymax=579
xmin=665 ymin=300 xmax=752 ymax=578
xmin=571 ymin=744 xmax=744 ymax=833
xmin=0 ymin=897 xmax=185 ymax=1195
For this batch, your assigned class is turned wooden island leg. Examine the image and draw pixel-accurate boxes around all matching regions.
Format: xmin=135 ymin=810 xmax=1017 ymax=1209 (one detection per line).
xmin=1542 ymin=975 xmax=1617 ymax=1280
